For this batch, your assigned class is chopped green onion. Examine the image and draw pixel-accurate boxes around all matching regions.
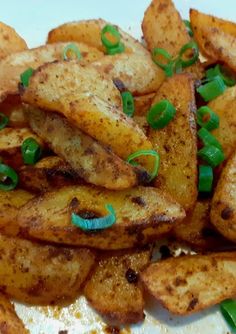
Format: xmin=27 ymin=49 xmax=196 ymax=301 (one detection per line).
xmin=121 ymin=91 xmax=135 ymax=117
xmin=21 ymin=137 xmax=42 ymax=165
xmin=198 ymin=145 xmax=225 ymax=168
xmin=101 ymin=24 xmax=121 ymax=49
xmin=178 ymin=41 xmax=199 ymax=68
xmin=206 ymin=64 xmax=236 ymax=87
xmin=127 ymin=149 xmax=160 ymax=181
xmin=197 ymin=106 xmax=219 ymax=131
xmin=0 ymin=164 xmax=18 ymax=191
xmin=152 ymin=48 xmax=173 ymax=76
xmin=63 ymin=43 xmax=82 ymax=61
xmin=183 ymin=20 xmax=193 ymax=37
xmin=147 ymin=99 xmax=176 ymax=129
xmin=198 ymin=165 xmax=213 ymax=192
xmin=196 ymin=75 xmax=226 ymax=101
xmin=197 ymin=128 xmax=222 ymax=150
xmin=0 ymin=113 xmax=9 ymax=130
xmin=20 ymin=68 xmax=34 ymax=87
xmin=220 ymin=299 xmax=236 ymax=332
xmin=71 ymin=204 xmax=116 ymax=231
xmin=107 ymin=42 xmax=125 ymax=55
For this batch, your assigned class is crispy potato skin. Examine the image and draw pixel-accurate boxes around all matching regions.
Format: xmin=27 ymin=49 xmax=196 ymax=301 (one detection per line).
xmin=148 ymin=74 xmax=198 ymax=212
xmin=173 ymin=200 xmax=225 ymax=250
xmin=22 ymin=61 xmax=153 ymax=170
xmin=0 ymin=190 xmax=34 ymax=237
xmin=0 ymin=22 xmax=27 ymax=60
xmin=0 ymin=42 xmax=103 ymax=102
xmin=47 ymin=19 xmax=149 ymax=57
xmin=0 ymin=234 xmax=95 ymax=305
xmin=134 ymin=94 xmax=155 ymax=116
xmin=27 ymin=108 xmax=145 ymax=190
xmin=84 ymin=250 xmax=151 ymax=324
xmin=141 ymin=252 xmax=236 ymax=315
xmin=211 ymin=151 xmax=236 ymax=242
xmin=17 ymin=185 xmax=185 ymax=250
xmin=208 ymin=86 xmax=236 ymax=160
xmin=0 ymin=293 xmax=29 ymax=333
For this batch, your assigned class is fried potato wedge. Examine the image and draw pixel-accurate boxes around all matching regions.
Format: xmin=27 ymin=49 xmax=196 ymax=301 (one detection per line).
xmin=0 ymin=22 xmax=27 ymax=60
xmin=22 ymin=61 xmax=153 ymax=168
xmin=0 ymin=95 xmax=28 ymax=128
xmin=19 ymin=156 xmax=83 ymax=193
xmin=211 ymin=150 xmax=236 ymax=242
xmin=208 ymin=85 xmax=236 ymax=160
xmin=173 ymin=200 xmax=225 ymax=250
xmin=0 ymin=190 xmax=34 ymax=237
xmin=92 ymin=53 xmax=165 ymax=95
xmin=141 ymin=252 xmax=236 ymax=315
xmin=190 ymin=9 xmax=236 ymax=60
xmin=0 ymin=42 xmax=103 ymax=102
xmin=47 ymin=19 xmax=149 ymax=57
xmin=84 ymin=249 xmax=151 ymax=324
xmin=17 ymin=185 xmax=185 ymax=250
xmin=134 ymin=93 xmax=155 ymax=116
xmin=0 ymin=293 xmax=29 ymax=333
xmin=148 ymin=74 xmax=198 ymax=212
xmin=0 ymin=234 xmax=95 ymax=305
xmin=27 ymin=107 xmax=147 ymax=189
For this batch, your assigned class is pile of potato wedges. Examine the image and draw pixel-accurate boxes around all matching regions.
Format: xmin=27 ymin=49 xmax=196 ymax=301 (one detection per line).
xmin=0 ymin=0 xmax=236 ymax=331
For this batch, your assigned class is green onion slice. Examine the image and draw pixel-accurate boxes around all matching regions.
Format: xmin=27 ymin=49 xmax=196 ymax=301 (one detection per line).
xmin=197 ymin=106 xmax=219 ymax=131
xmin=21 ymin=137 xmax=42 ymax=165
xmin=198 ymin=145 xmax=225 ymax=168
xmin=20 ymin=68 xmax=34 ymax=87
xmin=101 ymin=24 xmax=121 ymax=49
xmin=183 ymin=20 xmax=193 ymax=37
xmin=206 ymin=64 xmax=236 ymax=87
xmin=121 ymin=91 xmax=135 ymax=117
xmin=198 ymin=165 xmax=213 ymax=192
xmin=197 ymin=128 xmax=222 ymax=150
xmin=63 ymin=43 xmax=82 ymax=60
xmin=0 ymin=113 xmax=9 ymax=130
xmin=220 ymin=299 xmax=236 ymax=332
xmin=106 ymin=42 xmax=125 ymax=55
xmin=147 ymin=99 xmax=176 ymax=129
xmin=197 ymin=75 xmax=226 ymax=102
xmin=71 ymin=204 xmax=116 ymax=231
xmin=0 ymin=164 xmax=18 ymax=191
xmin=152 ymin=48 xmax=172 ymax=71
xmin=127 ymin=149 xmax=160 ymax=181
xmin=178 ymin=41 xmax=199 ymax=68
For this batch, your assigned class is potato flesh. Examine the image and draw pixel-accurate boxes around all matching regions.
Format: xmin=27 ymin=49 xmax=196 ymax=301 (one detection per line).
xmin=84 ymin=250 xmax=151 ymax=324
xmin=211 ymin=150 xmax=236 ymax=242
xmin=0 ymin=22 xmax=27 ymax=60
xmin=0 ymin=234 xmax=95 ymax=305
xmin=17 ymin=185 xmax=185 ymax=250
xmin=141 ymin=252 xmax=236 ymax=315
xmin=148 ymin=74 xmax=198 ymax=212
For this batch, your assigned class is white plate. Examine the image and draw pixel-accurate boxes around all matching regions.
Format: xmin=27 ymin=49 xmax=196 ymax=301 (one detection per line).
xmin=1 ymin=1 xmax=234 ymax=333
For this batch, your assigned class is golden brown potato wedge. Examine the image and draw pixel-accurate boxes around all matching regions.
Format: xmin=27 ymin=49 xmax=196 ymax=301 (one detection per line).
xmin=47 ymin=19 xmax=149 ymax=57
xmin=0 ymin=95 xmax=28 ymax=128
xmin=0 ymin=42 xmax=103 ymax=102
xmin=0 ymin=293 xmax=29 ymax=333
xmin=173 ymin=200 xmax=226 ymax=250
xmin=17 ymin=185 xmax=185 ymax=250
xmin=134 ymin=93 xmax=155 ymax=116
xmin=92 ymin=53 xmax=165 ymax=95
xmin=208 ymin=85 xmax=236 ymax=160
xmin=27 ymin=108 xmax=147 ymax=189
xmin=211 ymin=150 xmax=236 ymax=242
xmin=141 ymin=252 xmax=236 ymax=315
xmin=84 ymin=249 xmax=151 ymax=324
xmin=19 ymin=156 xmax=84 ymax=193
xmin=0 ymin=190 xmax=34 ymax=237
xmin=22 ymin=61 xmax=154 ymax=170
xmin=0 ymin=234 xmax=95 ymax=305
xmin=148 ymin=73 xmax=198 ymax=212
xmin=190 ymin=9 xmax=236 ymax=60
xmin=0 ymin=22 xmax=27 ymax=60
